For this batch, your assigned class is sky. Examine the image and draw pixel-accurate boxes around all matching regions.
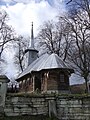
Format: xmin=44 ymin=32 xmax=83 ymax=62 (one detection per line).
xmin=0 ymin=0 xmax=65 ymax=79
xmin=1 ymin=0 xmax=65 ymax=36
xmin=0 ymin=0 xmax=85 ymax=85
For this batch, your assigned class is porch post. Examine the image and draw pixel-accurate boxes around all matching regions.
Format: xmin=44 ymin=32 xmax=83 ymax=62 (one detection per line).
xmin=33 ymin=75 xmax=35 ymax=92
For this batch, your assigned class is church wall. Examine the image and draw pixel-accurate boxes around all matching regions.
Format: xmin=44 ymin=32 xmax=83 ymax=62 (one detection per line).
xmin=58 ymin=72 xmax=69 ymax=90
xmin=41 ymin=72 xmax=47 ymax=92
xmin=47 ymin=72 xmax=58 ymax=90
xmin=18 ymin=76 xmax=33 ymax=93
xmin=17 ymin=69 xmax=70 ymax=93
xmin=46 ymin=70 xmax=69 ymax=92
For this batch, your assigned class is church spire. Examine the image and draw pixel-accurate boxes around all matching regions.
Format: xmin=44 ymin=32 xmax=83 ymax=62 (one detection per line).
xmin=25 ymin=22 xmax=38 ymax=66
xmin=31 ymin=22 xmax=34 ymax=48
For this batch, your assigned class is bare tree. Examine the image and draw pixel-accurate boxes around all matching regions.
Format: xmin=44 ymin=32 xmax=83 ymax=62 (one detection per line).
xmin=0 ymin=9 xmax=17 ymax=75
xmin=65 ymin=0 xmax=90 ymax=19
xmin=37 ymin=19 xmax=73 ymax=62
xmin=58 ymin=17 xmax=74 ymax=61
xmin=62 ymin=11 xmax=90 ymax=93
xmin=14 ymin=36 xmax=29 ymax=72
xmin=37 ymin=20 xmax=67 ymax=57
xmin=37 ymin=21 xmax=57 ymax=55
xmin=0 ymin=9 xmax=15 ymax=58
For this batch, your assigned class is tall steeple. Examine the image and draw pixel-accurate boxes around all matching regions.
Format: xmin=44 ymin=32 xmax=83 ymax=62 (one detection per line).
xmin=30 ymin=22 xmax=34 ymax=48
xmin=25 ymin=22 xmax=38 ymax=66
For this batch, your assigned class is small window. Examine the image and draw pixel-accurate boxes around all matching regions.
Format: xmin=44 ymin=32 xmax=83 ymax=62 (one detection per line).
xmin=60 ymin=74 xmax=64 ymax=82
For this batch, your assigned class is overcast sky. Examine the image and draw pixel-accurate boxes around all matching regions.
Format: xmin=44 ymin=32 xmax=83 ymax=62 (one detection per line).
xmin=1 ymin=0 xmax=65 ymax=36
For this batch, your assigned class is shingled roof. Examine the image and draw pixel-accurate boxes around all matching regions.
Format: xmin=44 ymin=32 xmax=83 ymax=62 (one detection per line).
xmin=17 ymin=53 xmax=74 ymax=79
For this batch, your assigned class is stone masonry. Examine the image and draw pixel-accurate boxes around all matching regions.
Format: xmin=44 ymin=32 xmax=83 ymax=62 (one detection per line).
xmin=3 ymin=95 xmax=90 ymax=120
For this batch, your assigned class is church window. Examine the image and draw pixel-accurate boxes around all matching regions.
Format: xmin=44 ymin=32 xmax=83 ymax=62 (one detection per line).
xmin=60 ymin=74 xmax=64 ymax=82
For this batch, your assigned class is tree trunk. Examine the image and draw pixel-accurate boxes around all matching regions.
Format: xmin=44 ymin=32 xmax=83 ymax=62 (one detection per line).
xmin=84 ymin=77 xmax=88 ymax=93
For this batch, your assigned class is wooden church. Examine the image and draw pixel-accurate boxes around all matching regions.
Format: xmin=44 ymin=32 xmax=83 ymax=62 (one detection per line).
xmin=16 ymin=23 xmax=74 ymax=93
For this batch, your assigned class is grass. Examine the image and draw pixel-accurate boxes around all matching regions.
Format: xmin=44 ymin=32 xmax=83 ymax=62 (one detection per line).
xmin=0 ymin=115 xmax=58 ymax=120
xmin=7 ymin=91 xmax=90 ymax=99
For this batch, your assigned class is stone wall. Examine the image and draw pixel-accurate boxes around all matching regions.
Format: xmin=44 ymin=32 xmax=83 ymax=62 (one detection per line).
xmin=4 ymin=95 xmax=90 ymax=120
xmin=56 ymin=96 xmax=90 ymax=120
xmin=4 ymin=95 xmax=49 ymax=116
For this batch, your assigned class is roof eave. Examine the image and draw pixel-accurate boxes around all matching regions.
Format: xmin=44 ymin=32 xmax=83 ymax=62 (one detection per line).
xmin=16 ymin=68 xmax=74 ymax=81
